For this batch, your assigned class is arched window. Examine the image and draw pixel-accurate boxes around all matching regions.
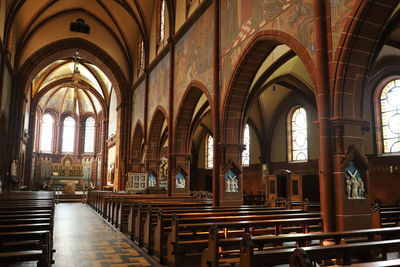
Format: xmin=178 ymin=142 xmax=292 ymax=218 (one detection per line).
xmin=138 ymin=36 xmax=144 ymax=71
xmin=140 ymin=40 xmax=144 ymax=70
xmin=206 ymin=134 xmax=213 ymax=169
xmin=84 ymin=117 xmax=95 ymax=153
xmin=40 ymin=114 xmax=54 ymax=152
xmin=62 ymin=116 xmax=76 ymax=153
xmin=377 ymin=78 xmax=400 ymax=154
xmin=242 ymin=124 xmax=250 ymax=166
xmin=288 ymin=106 xmax=308 ymax=161
xmin=160 ymin=0 xmax=166 ymax=42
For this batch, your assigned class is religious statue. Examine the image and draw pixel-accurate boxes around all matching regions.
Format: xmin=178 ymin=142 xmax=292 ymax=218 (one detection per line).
xmin=159 ymin=158 xmax=168 ymax=189
xmin=148 ymin=174 xmax=156 ymax=187
xmin=344 ymin=161 xmax=365 ymax=199
xmin=346 ymin=177 xmax=351 ymax=197
xmin=225 ymin=169 xmax=238 ymax=193
xmin=175 ymin=173 xmax=185 ymax=189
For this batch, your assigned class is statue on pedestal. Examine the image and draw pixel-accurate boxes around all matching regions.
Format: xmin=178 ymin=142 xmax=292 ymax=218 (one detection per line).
xmin=344 ymin=161 xmax=365 ymax=199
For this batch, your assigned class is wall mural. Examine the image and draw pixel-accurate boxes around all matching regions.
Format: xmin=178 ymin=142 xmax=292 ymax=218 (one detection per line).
xmin=344 ymin=161 xmax=365 ymax=199
xmin=221 ymin=0 xmax=315 ymax=99
xmin=148 ymin=53 xmax=169 ymax=123
xmin=132 ymin=80 xmax=145 ymax=134
xmin=174 ymin=5 xmax=214 ymax=115
xmin=330 ymin=0 xmax=357 ymax=59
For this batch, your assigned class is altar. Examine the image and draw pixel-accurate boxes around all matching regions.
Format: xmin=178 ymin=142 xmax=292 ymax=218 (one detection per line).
xmin=50 ymin=154 xmax=84 ymax=191
xmin=59 ymin=180 xmax=78 ymax=194
xmin=50 ymin=176 xmax=84 ymax=185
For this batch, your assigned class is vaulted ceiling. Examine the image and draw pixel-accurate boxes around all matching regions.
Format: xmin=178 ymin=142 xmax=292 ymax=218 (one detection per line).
xmin=5 ymin=0 xmax=157 ymax=83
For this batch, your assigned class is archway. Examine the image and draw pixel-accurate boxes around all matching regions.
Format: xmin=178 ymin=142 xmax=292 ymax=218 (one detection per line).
xmin=173 ymin=82 xmax=213 ymax=195
xmin=220 ymin=31 xmax=317 ymax=207
xmin=15 ymin=38 xmax=129 ymax=191
xmin=130 ymin=121 xmax=145 ymax=173
xmin=146 ymin=107 xmax=168 ymax=190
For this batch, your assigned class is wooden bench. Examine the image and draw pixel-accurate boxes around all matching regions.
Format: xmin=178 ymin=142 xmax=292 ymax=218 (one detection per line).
xmin=371 ymin=204 xmax=400 ymax=228
xmin=145 ymin=207 xmax=296 ymax=253
xmin=165 ymin=215 xmax=322 ymax=266
xmin=239 ymin=226 xmax=400 ymax=267
xmin=0 ymin=192 xmax=55 ymax=266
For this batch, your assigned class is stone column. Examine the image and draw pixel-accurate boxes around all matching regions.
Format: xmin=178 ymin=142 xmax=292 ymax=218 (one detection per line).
xmin=218 ymin=143 xmax=243 ymax=206
xmin=314 ymin=0 xmax=335 ymax=232
xmin=331 ymin=118 xmax=371 ymax=230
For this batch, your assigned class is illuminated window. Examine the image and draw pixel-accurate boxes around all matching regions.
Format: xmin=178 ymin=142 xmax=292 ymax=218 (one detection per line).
xmin=62 ymin=116 xmax=76 ymax=153
xmin=242 ymin=124 xmax=250 ymax=166
xmin=379 ymin=79 xmax=400 ymax=153
xmin=206 ymin=134 xmax=213 ymax=169
xmin=84 ymin=117 xmax=95 ymax=153
xmin=140 ymin=40 xmax=144 ymax=70
xmin=288 ymin=107 xmax=308 ymax=161
xmin=40 ymin=114 xmax=54 ymax=152
xmin=160 ymin=0 xmax=166 ymax=42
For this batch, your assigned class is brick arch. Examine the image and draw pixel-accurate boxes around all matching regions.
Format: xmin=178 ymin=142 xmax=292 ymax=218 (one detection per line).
xmin=17 ymin=38 xmax=129 ymax=105
xmin=174 ymin=81 xmax=213 ymax=154
xmin=332 ymin=0 xmax=399 ymax=118
xmin=147 ymin=106 xmax=168 ymax=160
xmin=131 ymin=121 xmax=144 ymax=163
xmin=222 ymin=30 xmax=316 ymax=144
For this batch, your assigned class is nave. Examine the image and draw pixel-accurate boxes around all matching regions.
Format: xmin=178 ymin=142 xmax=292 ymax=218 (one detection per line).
xmin=14 ymin=202 xmax=156 ymax=267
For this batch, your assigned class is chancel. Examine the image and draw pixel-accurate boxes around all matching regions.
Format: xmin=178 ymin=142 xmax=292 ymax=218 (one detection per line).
xmin=0 ymin=0 xmax=400 ymax=266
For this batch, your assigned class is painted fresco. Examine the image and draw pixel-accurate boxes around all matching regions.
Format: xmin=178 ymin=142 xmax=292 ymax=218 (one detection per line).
xmin=132 ymin=80 xmax=145 ymax=134
xmin=148 ymin=52 xmax=169 ymax=123
xmin=330 ymin=0 xmax=357 ymax=59
xmin=221 ymin=0 xmax=315 ymax=98
xmin=174 ymin=6 xmax=214 ymax=115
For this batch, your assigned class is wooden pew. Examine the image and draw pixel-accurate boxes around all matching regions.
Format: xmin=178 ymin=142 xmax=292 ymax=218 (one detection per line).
xmin=0 ymin=192 xmax=55 ymax=266
xmin=242 ymin=238 xmax=400 ymax=266
xmin=132 ymin=200 xmax=213 ymax=245
xmin=127 ymin=199 xmax=213 ymax=241
xmin=117 ymin=195 xmax=210 ymax=230
xmin=239 ymin=226 xmax=400 ymax=267
xmin=371 ymin=204 xmax=400 ymax=228
xmin=145 ymin=207 xmax=295 ymax=254
xmin=165 ymin=215 xmax=322 ymax=266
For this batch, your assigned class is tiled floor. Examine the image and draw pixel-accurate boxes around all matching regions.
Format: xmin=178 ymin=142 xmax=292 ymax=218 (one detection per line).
xmin=9 ymin=203 xmax=158 ymax=267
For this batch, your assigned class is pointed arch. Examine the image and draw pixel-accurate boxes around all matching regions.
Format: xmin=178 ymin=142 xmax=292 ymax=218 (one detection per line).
xmin=131 ymin=120 xmax=144 ymax=163
xmin=174 ymin=81 xmax=213 ymax=155
xmin=147 ymin=106 xmax=168 ymax=160
xmin=221 ymin=30 xmax=317 ymax=145
xmin=332 ymin=0 xmax=399 ymax=118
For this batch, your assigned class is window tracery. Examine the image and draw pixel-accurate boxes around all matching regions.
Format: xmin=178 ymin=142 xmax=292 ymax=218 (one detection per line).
xmin=288 ymin=107 xmax=308 ymax=161
xmin=62 ymin=116 xmax=76 ymax=153
xmin=40 ymin=113 xmax=54 ymax=152
xmin=242 ymin=124 xmax=250 ymax=166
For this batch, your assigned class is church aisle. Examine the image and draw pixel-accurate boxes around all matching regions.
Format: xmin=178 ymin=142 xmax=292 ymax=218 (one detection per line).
xmin=53 ymin=203 xmax=157 ymax=267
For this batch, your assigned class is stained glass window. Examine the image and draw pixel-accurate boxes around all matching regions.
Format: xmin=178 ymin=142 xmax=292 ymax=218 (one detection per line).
xmin=40 ymin=114 xmax=54 ymax=152
xmin=206 ymin=134 xmax=213 ymax=169
xmin=62 ymin=116 xmax=75 ymax=153
xmin=242 ymin=124 xmax=250 ymax=166
xmin=289 ymin=107 xmax=308 ymax=161
xmin=84 ymin=117 xmax=95 ymax=153
xmin=160 ymin=0 xmax=166 ymax=42
xmin=380 ymin=79 xmax=400 ymax=153
xmin=140 ymin=40 xmax=144 ymax=70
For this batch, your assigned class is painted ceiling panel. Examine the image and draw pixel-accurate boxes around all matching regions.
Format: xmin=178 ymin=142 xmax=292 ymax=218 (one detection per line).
xmin=19 ymin=12 xmax=129 ymax=76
